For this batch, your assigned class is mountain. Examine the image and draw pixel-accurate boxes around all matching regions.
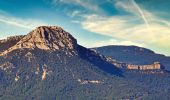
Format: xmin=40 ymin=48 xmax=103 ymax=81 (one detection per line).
xmin=0 ymin=35 xmax=24 ymax=52
xmin=0 ymin=26 xmax=78 ymax=56
xmin=0 ymin=26 xmax=121 ymax=99
xmin=93 ymin=45 xmax=170 ymax=70
xmin=0 ymin=26 xmax=170 ymax=100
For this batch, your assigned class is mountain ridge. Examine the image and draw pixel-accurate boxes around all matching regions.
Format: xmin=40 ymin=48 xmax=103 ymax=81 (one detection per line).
xmin=94 ymin=45 xmax=170 ymax=70
xmin=0 ymin=26 xmax=170 ymax=99
xmin=0 ymin=35 xmax=25 ymax=52
xmin=0 ymin=28 xmax=167 ymax=71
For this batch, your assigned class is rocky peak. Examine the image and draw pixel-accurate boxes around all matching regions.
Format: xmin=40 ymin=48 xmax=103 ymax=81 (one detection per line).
xmin=18 ymin=26 xmax=77 ymax=50
xmin=0 ymin=26 xmax=78 ymax=56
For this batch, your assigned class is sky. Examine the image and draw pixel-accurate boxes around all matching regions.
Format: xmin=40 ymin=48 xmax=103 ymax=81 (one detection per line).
xmin=0 ymin=0 xmax=170 ymax=56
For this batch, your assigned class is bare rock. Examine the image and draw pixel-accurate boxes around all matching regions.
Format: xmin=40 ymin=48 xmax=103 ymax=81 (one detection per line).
xmin=0 ymin=26 xmax=78 ymax=56
xmin=127 ymin=62 xmax=164 ymax=70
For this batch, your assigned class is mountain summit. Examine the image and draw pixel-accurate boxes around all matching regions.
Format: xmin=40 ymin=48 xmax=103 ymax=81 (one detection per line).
xmin=0 ymin=26 xmax=77 ymax=55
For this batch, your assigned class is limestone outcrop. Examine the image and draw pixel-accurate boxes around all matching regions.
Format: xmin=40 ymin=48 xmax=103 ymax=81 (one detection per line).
xmin=127 ymin=62 xmax=164 ymax=70
xmin=108 ymin=58 xmax=164 ymax=71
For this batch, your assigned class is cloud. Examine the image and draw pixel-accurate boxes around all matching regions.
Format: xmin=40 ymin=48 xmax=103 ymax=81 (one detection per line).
xmin=82 ymin=14 xmax=170 ymax=48
xmin=0 ymin=11 xmax=48 ymax=29
xmin=71 ymin=20 xmax=81 ymax=24
xmin=51 ymin=0 xmax=102 ymax=16
xmin=69 ymin=10 xmax=81 ymax=17
xmin=71 ymin=0 xmax=100 ymax=13
xmin=80 ymin=0 xmax=170 ymax=51
xmin=89 ymin=39 xmax=146 ymax=48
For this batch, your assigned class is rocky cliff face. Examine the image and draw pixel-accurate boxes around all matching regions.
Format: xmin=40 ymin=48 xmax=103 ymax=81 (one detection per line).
xmin=127 ymin=62 xmax=164 ymax=70
xmin=108 ymin=58 xmax=164 ymax=70
xmin=0 ymin=26 xmax=77 ymax=56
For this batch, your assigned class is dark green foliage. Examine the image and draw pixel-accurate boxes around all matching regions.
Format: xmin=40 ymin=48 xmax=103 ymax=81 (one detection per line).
xmin=0 ymin=47 xmax=170 ymax=100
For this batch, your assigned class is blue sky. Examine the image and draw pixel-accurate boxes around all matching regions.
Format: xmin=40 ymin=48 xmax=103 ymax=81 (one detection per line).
xmin=0 ymin=0 xmax=170 ymax=56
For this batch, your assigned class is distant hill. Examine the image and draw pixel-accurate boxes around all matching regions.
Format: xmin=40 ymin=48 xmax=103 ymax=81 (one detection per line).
xmin=93 ymin=45 xmax=170 ymax=70
xmin=0 ymin=35 xmax=24 ymax=52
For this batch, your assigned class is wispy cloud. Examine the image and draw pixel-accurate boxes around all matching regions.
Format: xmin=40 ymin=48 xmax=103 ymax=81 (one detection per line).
xmin=0 ymin=11 xmax=48 ymax=29
xmin=51 ymin=0 xmax=103 ymax=17
xmin=80 ymin=0 xmax=170 ymax=53
xmin=131 ymin=0 xmax=152 ymax=33
xmin=89 ymin=39 xmax=146 ymax=48
xmin=70 ymin=0 xmax=100 ymax=13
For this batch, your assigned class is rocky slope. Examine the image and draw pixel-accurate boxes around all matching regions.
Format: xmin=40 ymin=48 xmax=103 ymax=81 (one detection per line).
xmin=0 ymin=35 xmax=24 ymax=52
